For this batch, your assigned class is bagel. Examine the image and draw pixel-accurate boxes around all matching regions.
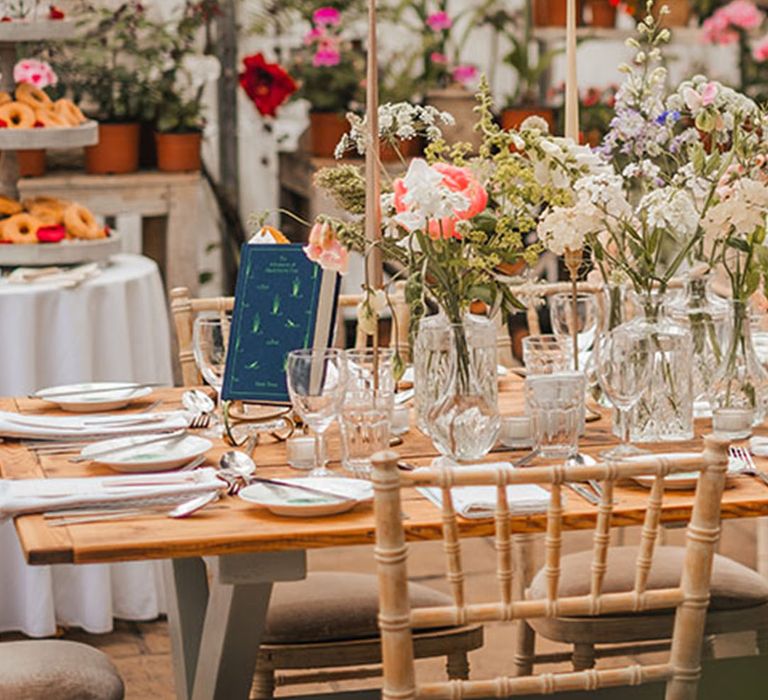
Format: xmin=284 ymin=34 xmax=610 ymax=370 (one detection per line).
xmin=52 ymin=98 xmax=85 ymax=126
xmin=0 ymin=195 xmax=23 ymax=216
xmin=64 ymin=203 xmax=104 ymax=239
xmin=0 ymin=92 xmax=11 ymax=106
xmin=16 ymin=82 xmax=52 ymax=110
xmin=34 ymin=107 xmax=68 ymax=127
xmin=0 ymin=101 xmax=35 ymax=128
xmin=1 ymin=213 xmax=41 ymax=243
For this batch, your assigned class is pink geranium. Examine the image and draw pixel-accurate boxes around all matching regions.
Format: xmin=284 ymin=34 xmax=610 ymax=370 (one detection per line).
xmin=703 ymin=0 xmax=764 ymax=44
xmin=452 ymin=64 xmax=478 ymax=84
xmin=13 ymin=59 xmax=57 ymax=89
xmin=754 ymin=34 xmax=768 ymax=61
xmin=304 ymin=222 xmax=349 ymax=274
xmin=303 ymin=27 xmax=324 ymax=45
xmin=312 ymin=47 xmax=341 ymax=67
xmin=426 ymin=11 xmax=452 ymax=31
xmin=312 ymin=6 xmax=341 ymax=26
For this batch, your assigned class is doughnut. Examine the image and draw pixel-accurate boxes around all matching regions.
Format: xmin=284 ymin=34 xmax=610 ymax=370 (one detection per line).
xmin=53 ymin=99 xmax=85 ymax=126
xmin=16 ymin=82 xmax=52 ymax=110
xmin=0 ymin=195 xmax=22 ymax=216
xmin=64 ymin=203 xmax=104 ymax=239
xmin=1 ymin=213 xmax=40 ymax=243
xmin=0 ymin=101 xmax=35 ymax=128
xmin=34 ymin=107 xmax=68 ymax=127
xmin=0 ymin=92 xmax=11 ymax=106
xmin=28 ymin=204 xmax=64 ymax=226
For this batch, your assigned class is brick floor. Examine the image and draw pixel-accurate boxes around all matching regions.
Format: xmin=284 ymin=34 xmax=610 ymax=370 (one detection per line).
xmin=0 ymin=519 xmax=762 ymax=699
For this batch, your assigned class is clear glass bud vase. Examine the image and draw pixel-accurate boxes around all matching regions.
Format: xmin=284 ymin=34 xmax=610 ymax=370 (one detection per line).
xmin=711 ymin=299 xmax=768 ymax=425
xmin=419 ymin=315 xmax=500 ymax=461
xmin=665 ymin=274 xmax=728 ymax=416
xmin=413 ymin=312 xmax=451 ymax=434
xmin=627 ymin=292 xmax=694 ymax=443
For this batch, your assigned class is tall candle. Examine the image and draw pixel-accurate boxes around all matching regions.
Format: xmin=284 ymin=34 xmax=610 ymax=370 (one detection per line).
xmin=365 ymin=0 xmax=383 ymax=290
xmin=565 ymin=0 xmax=579 ymax=141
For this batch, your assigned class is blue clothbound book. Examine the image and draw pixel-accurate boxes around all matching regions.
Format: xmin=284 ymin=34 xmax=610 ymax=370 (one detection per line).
xmin=220 ymin=243 xmax=341 ymax=404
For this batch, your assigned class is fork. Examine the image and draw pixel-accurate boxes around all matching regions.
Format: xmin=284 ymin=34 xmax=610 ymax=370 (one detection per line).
xmin=729 ymin=446 xmax=768 ymax=486
xmin=188 ymin=412 xmax=211 ymax=429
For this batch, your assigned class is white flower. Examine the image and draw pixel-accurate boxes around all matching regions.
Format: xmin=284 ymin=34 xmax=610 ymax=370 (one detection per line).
xmin=703 ymin=178 xmax=768 ymax=239
xmin=356 ymin=289 xmax=387 ymax=336
xmin=537 ymin=195 xmax=605 ymax=256
xmin=520 ymin=115 xmax=549 ymax=133
xmin=639 ymin=187 xmax=700 ymax=241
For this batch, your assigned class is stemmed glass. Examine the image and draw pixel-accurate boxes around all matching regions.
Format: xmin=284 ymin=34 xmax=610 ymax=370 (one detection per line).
xmin=192 ymin=315 xmax=230 ymax=437
xmin=549 ymin=293 xmax=599 ymax=370
xmin=286 ymin=349 xmax=347 ymax=477
xmin=594 ymin=325 xmax=651 ymax=460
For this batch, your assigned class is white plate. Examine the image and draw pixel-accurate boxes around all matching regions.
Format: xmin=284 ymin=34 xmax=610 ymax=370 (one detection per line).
xmin=80 ymin=434 xmax=212 ymax=472
xmin=239 ymin=477 xmax=373 ymax=517
xmin=35 ymin=382 xmax=153 ymax=412
xmin=626 ymin=452 xmax=736 ymax=490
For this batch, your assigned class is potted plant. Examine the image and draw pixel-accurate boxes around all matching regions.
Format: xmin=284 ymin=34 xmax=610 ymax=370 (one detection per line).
xmin=288 ymin=7 xmax=366 ymax=157
xmin=584 ymin=0 xmax=619 ymax=27
xmin=52 ymin=0 xmax=162 ymax=174
xmin=532 ymin=0 xmax=583 ymax=27
xmin=146 ymin=3 xmax=220 ymax=172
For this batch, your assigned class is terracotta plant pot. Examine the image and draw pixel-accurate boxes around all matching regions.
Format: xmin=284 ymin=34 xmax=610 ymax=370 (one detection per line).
xmin=17 ymin=149 xmax=45 ymax=178
xmin=155 ymin=131 xmax=203 ymax=172
xmin=309 ymin=112 xmax=348 ymax=158
xmin=379 ymin=138 xmax=422 ymax=162
xmin=533 ymin=0 xmax=583 ymax=27
xmin=585 ymin=0 xmax=617 ymax=27
xmin=501 ymin=106 xmax=557 ymax=133
xmin=652 ymin=0 xmax=691 ymax=26
xmin=85 ymin=123 xmax=140 ymax=175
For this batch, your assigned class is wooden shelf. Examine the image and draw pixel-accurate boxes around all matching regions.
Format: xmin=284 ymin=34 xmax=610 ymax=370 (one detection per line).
xmin=0 ymin=121 xmax=98 ymax=151
xmin=0 ymin=19 xmax=78 ymax=43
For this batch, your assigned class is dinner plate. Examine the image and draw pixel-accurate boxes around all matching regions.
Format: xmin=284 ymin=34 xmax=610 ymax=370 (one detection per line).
xmin=34 ymin=382 xmax=153 ymax=412
xmin=79 ymin=434 xmax=212 ymax=472
xmin=626 ymin=452 xmax=737 ymax=490
xmin=238 ymin=477 xmax=373 ymax=517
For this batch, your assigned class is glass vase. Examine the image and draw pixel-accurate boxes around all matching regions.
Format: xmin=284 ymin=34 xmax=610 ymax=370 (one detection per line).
xmin=711 ymin=299 xmax=768 ymax=427
xmin=591 ymin=283 xmax=630 ymax=410
xmin=665 ymin=275 xmax=728 ymax=416
xmin=420 ymin=315 xmax=500 ymax=461
xmin=413 ymin=312 xmax=451 ymax=434
xmin=626 ymin=292 xmax=694 ymax=443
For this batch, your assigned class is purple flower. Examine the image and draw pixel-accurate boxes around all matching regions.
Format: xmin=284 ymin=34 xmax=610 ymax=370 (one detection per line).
xmin=426 ymin=11 xmax=452 ymax=31
xmin=452 ymin=64 xmax=478 ymax=84
xmin=312 ymin=6 xmax=341 ymax=26
xmin=313 ymin=48 xmax=341 ymax=67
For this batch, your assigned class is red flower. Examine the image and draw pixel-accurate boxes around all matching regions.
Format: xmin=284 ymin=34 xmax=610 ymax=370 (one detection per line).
xmin=239 ymin=53 xmax=297 ymax=118
xmin=48 ymin=5 xmax=65 ymax=19
xmin=37 ymin=225 xmax=66 ymax=243
xmin=1 ymin=17 xmax=12 ymax=22
xmin=0 ymin=120 xmax=7 ymax=128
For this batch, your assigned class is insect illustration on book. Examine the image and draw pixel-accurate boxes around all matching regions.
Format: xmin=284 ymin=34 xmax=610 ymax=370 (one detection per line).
xmin=272 ymin=294 xmax=281 ymax=315
xmin=291 ymin=277 xmax=301 ymax=297
xmin=252 ymin=313 xmax=261 ymax=334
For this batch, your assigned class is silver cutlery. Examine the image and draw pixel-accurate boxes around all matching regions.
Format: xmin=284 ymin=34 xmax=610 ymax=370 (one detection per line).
xmin=729 ymin=446 xmax=768 ymax=486
xmin=565 ymin=482 xmax=600 ymax=506
xmin=69 ymin=429 xmax=188 ymax=463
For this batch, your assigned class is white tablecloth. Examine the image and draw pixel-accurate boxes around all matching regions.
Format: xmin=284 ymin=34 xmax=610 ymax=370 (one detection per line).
xmin=0 ymin=253 xmax=172 ymax=636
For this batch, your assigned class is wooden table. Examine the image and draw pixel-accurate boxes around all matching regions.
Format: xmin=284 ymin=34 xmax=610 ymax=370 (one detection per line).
xmin=4 ymin=384 xmax=768 ymax=700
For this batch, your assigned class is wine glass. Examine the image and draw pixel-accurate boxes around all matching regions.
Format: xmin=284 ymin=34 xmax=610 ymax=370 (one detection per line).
xmin=594 ymin=324 xmax=651 ymax=460
xmin=549 ymin=292 xmax=599 ymax=369
xmin=286 ymin=349 xmax=347 ymax=477
xmin=192 ymin=315 xmax=230 ymax=436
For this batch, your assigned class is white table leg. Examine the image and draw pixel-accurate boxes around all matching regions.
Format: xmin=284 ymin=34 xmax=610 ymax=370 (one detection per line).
xmin=164 ymin=550 xmax=307 ymax=700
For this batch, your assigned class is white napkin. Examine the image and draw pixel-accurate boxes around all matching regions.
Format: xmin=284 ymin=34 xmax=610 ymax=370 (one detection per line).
xmin=749 ymin=437 xmax=768 ymax=457
xmin=0 ymin=468 xmax=223 ymax=520
xmin=417 ymin=460 xmax=551 ymax=519
xmin=7 ymin=263 xmax=101 ymax=289
xmin=0 ymin=410 xmax=189 ymax=440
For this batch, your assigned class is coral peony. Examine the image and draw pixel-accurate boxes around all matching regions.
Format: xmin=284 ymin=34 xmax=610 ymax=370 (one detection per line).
xmin=239 ymin=53 xmax=297 ymax=117
xmin=14 ymin=59 xmax=57 ymax=89
xmin=304 ymin=221 xmax=349 ymax=274
xmin=426 ymin=11 xmax=452 ymax=31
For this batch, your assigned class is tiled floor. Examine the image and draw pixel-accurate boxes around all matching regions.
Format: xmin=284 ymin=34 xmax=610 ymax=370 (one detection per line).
xmin=0 ymin=519 xmax=762 ymax=699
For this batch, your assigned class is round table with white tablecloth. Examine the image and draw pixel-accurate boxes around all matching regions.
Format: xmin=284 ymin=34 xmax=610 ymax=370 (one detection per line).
xmin=0 ymin=253 xmax=172 ymax=636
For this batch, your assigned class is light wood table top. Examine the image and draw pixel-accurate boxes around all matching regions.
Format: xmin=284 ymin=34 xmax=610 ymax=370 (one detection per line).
xmin=4 ymin=381 xmax=768 ymax=566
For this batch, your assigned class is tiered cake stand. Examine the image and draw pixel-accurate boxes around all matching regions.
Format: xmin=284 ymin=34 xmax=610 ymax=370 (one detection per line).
xmin=0 ymin=20 xmax=120 ymax=265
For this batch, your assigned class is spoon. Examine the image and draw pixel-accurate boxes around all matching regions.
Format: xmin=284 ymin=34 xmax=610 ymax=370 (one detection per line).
xmin=182 ymin=389 xmax=215 ymax=415
xmin=220 ymin=449 xmax=256 ymax=478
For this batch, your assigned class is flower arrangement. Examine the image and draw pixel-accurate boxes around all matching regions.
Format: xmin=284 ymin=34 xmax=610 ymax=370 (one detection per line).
xmin=239 ymin=53 xmax=297 ymax=118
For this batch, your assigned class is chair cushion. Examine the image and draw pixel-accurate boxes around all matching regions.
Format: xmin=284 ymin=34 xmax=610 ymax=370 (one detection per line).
xmin=528 ymin=546 xmax=768 ymax=612
xmin=264 ymin=571 xmax=452 ymax=644
xmin=0 ymin=640 xmax=124 ymax=700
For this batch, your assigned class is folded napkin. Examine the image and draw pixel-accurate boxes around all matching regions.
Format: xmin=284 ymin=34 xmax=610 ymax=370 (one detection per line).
xmin=750 ymin=437 xmax=768 ymax=457
xmin=0 ymin=410 xmax=189 ymax=441
xmin=417 ymin=461 xmax=551 ymax=520
xmin=0 ymin=468 xmax=223 ymax=520
xmin=6 ymin=263 xmax=102 ymax=289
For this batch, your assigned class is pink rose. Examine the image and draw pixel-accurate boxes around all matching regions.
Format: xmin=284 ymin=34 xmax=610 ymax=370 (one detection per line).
xmin=426 ymin=11 xmax=451 ymax=31
xmin=312 ymin=7 xmax=341 ymax=26
xmin=304 ymin=222 xmax=349 ymax=275
xmin=754 ymin=34 xmax=768 ymax=61
xmin=430 ymin=52 xmax=448 ymax=65
xmin=14 ymin=59 xmax=57 ymax=88
xmin=451 ymin=64 xmax=478 ymax=84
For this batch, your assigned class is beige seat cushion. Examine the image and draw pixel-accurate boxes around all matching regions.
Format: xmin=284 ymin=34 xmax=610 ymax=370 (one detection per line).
xmin=528 ymin=546 xmax=768 ymax=611
xmin=0 ymin=640 xmax=124 ymax=700
xmin=264 ymin=572 xmax=452 ymax=644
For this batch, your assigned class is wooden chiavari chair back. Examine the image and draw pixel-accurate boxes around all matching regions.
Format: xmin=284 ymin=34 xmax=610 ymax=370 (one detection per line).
xmin=371 ymin=437 xmax=731 ymax=699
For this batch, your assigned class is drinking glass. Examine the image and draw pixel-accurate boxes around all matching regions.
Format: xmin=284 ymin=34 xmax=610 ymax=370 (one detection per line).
xmin=340 ymin=349 xmax=394 ymax=478
xmin=286 ymin=349 xmax=347 ymax=477
xmin=522 ymin=335 xmax=573 ymax=375
xmin=192 ymin=315 xmax=230 ymax=436
xmin=549 ymin=293 xmax=599 ymax=369
xmin=524 ymin=372 xmax=585 ymax=459
xmin=594 ymin=325 xmax=651 ymax=459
